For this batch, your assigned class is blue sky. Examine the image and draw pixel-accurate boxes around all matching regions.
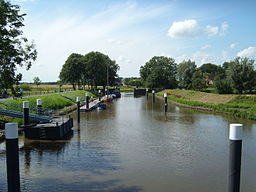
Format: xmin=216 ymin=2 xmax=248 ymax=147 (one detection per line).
xmin=12 ymin=0 xmax=256 ymax=81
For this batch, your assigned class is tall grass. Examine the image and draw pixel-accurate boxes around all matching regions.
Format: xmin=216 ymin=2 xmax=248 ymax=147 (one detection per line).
xmin=157 ymin=92 xmax=256 ymax=120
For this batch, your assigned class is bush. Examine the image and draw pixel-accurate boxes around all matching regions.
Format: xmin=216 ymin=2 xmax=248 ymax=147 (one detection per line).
xmin=215 ymin=79 xmax=233 ymax=94
xmin=20 ymin=84 xmax=32 ymax=91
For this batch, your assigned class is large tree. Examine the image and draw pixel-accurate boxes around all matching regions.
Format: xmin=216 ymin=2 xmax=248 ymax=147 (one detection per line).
xmin=0 ymin=1 xmax=37 ymax=93
xmin=59 ymin=53 xmax=84 ymax=90
xmin=84 ymin=51 xmax=119 ymax=89
xmin=177 ymin=60 xmax=196 ymax=89
xmin=140 ymin=56 xmax=177 ymax=88
xmin=227 ymin=57 xmax=256 ymax=93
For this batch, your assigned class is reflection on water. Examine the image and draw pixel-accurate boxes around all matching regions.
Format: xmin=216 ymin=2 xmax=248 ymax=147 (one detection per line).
xmin=0 ymin=93 xmax=256 ymax=192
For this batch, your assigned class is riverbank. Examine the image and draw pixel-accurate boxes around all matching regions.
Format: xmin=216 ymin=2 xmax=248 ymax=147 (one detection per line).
xmin=0 ymin=90 xmax=95 ymax=128
xmin=157 ymin=89 xmax=256 ymax=120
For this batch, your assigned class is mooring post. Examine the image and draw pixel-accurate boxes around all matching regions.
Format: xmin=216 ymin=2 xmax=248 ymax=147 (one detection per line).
xmin=37 ymin=99 xmax=42 ymax=115
xmin=152 ymin=90 xmax=155 ymax=103
xmin=98 ymin=90 xmax=101 ymax=101
xmin=228 ymin=123 xmax=243 ymax=192
xmin=23 ymin=101 xmax=29 ymax=127
xmin=164 ymin=93 xmax=168 ymax=112
xmin=5 ymin=123 xmax=20 ymax=192
xmin=86 ymin=93 xmax=89 ymax=109
xmin=76 ymin=97 xmax=80 ymax=123
xmin=146 ymin=89 xmax=148 ymax=100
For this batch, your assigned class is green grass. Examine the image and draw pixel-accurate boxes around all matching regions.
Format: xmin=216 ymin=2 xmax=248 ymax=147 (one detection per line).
xmin=120 ymin=87 xmax=134 ymax=92
xmin=157 ymin=91 xmax=256 ymax=120
xmin=0 ymin=90 xmax=95 ymax=127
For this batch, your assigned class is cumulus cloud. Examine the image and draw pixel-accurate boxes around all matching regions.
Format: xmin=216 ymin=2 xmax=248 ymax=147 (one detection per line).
xmin=205 ymin=22 xmax=229 ymax=37
xmin=237 ymin=47 xmax=256 ymax=58
xmin=192 ymin=51 xmax=210 ymax=65
xmin=230 ymin=43 xmax=236 ymax=49
xmin=167 ymin=19 xmax=200 ymax=38
xmin=201 ymin=44 xmax=211 ymax=50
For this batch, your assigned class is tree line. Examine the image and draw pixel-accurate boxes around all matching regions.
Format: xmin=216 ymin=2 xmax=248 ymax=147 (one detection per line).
xmin=59 ymin=52 xmax=119 ymax=90
xmin=140 ymin=56 xmax=256 ymax=94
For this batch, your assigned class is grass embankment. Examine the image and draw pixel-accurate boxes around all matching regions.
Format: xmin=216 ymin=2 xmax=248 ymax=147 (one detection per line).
xmin=158 ymin=89 xmax=256 ymax=120
xmin=0 ymin=90 xmax=95 ymax=127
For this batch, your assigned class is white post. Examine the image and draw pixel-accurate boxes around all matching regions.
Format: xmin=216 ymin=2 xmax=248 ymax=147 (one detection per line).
xmin=228 ymin=123 xmax=243 ymax=192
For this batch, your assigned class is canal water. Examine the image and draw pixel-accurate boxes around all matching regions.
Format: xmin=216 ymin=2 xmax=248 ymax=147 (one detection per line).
xmin=0 ymin=93 xmax=256 ymax=192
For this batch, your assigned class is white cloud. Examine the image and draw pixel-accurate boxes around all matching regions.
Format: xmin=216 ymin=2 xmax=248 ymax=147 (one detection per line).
xmin=205 ymin=22 xmax=229 ymax=37
xmin=205 ymin=25 xmax=219 ymax=36
xmin=20 ymin=1 xmax=169 ymax=80
xmin=192 ymin=51 xmax=210 ymax=65
xmin=237 ymin=47 xmax=256 ymax=58
xmin=201 ymin=44 xmax=211 ymax=50
xmin=168 ymin=19 xmax=200 ymax=38
xmin=230 ymin=43 xmax=236 ymax=49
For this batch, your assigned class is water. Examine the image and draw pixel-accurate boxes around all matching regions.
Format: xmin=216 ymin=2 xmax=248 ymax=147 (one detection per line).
xmin=1 ymin=93 xmax=256 ymax=191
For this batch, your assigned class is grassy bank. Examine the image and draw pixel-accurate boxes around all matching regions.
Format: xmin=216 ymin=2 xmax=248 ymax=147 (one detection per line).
xmin=158 ymin=89 xmax=256 ymax=120
xmin=0 ymin=90 xmax=95 ymax=127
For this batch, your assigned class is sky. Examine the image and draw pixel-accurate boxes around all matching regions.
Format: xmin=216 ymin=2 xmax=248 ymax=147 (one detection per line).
xmin=11 ymin=0 xmax=256 ymax=82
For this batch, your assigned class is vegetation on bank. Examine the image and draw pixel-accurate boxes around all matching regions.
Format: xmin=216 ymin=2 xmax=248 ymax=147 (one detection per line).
xmin=139 ymin=56 xmax=256 ymax=95
xmin=158 ymin=89 xmax=256 ymax=120
xmin=0 ymin=91 xmax=95 ymax=128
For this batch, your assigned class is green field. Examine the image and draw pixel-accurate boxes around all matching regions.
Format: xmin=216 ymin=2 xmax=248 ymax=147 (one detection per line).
xmin=0 ymin=90 xmax=95 ymax=127
xmin=158 ymin=89 xmax=256 ymax=120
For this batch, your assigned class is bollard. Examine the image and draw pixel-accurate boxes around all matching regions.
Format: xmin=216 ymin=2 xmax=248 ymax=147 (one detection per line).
xmin=152 ymin=90 xmax=155 ymax=103
xmin=5 ymin=123 xmax=20 ymax=192
xmin=146 ymin=89 xmax=148 ymax=100
xmin=37 ymin=99 xmax=42 ymax=115
xmin=164 ymin=93 xmax=168 ymax=112
xmin=23 ymin=101 xmax=29 ymax=127
xmin=76 ymin=97 xmax=80 ymax=123
xmin=86 ymin=93 xmax=89 ymax=109
xmin=98 ymin=90 xmax=101 ymax=101
xmin=228 ymin=124 xmax=243 ymax=192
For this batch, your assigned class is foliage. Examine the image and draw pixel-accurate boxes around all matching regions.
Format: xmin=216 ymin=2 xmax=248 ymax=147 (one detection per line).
xmin=59 ymin=53 xmax=84 ymax=90
xmin=19 ymin=84 xmax=31 ymax=91
xmin=33 ymin=76 xmax=42 ymax=87
xmin=84 ymin=51 xmax=119 ymax=89
xmin=123 ymin=77 xmax=142 ymax=87
xmin=0 ymin=1 xmax=37 ymax=92
xmin=177 ymin=60 xmax=196 ymax=89
xmin=59 ymin=51 xmax=119 ymax=90
xmin=227 ymin=57 xmax=256 ymax=93
xmin=140 ymin=56 xmax=177 ymax=89
xmin=158 ymin=90 xmax=256 ymax=120
xmin=215 ymin=77 xmax=233 ymax=94
xmin=192 ymin=70 xmax=207 ymax=91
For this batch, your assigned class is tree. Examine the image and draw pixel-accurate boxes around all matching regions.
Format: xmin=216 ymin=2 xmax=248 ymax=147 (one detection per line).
xmin=140 ymin=56 xmax=177 ymax=88
xmin=0 ymin=1 xmax=37 ymax=93
xmin=227 ymin=57 xmax=256 ymax=94
xmin=199 ymin=63 xmax=221 ymax=85
xmin=59 ymin=53 xmax=84 ymax=90
xmin=33 ymin=76 xmax=41 ymax=87
xmin=177 ymin=60 xmax=196 ymax=89
xmin=84 ymin=51 xmax=119 ymax=89
xmin=192 ymin=69 xmax=207 ymax=91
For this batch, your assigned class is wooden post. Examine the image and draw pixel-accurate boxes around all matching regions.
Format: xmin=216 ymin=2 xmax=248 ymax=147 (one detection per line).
xmin=23 ymin=101 xmax=29 ymax=127
xmin=152 ymin=90 xmax=155 ymax=103
xmin=146 ymin=89 xmax=148 ymax=100
xmin=37 ymin=99 xmax=42 ymax=115
xmin=76 ymin=97 xmax=80 ymax=123
xmin=164 ymin=93 xmax=168 ymax=112
xmin=5 ymin=123 xmax=20 ymax=192
xmin=86 ymin=93 xmax=89 ymax=109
